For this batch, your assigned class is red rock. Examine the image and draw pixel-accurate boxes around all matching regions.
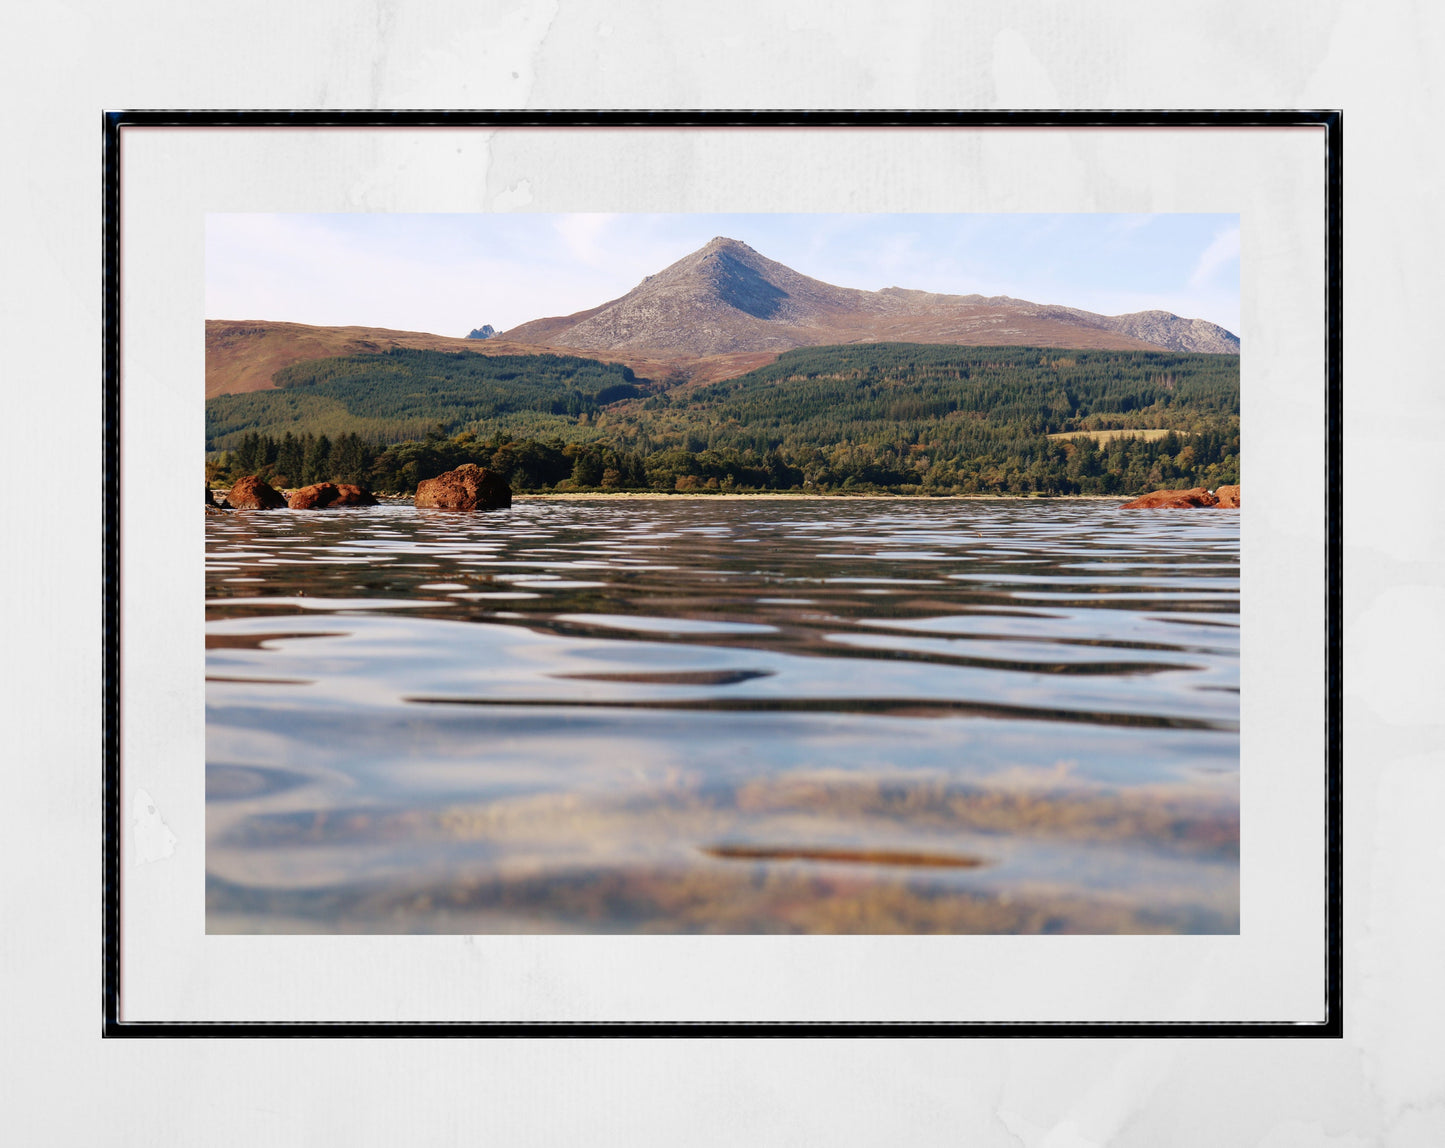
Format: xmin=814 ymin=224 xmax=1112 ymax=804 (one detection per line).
xmin=226 ymin=475 xmax=288 ymax=510
xmin=288 ymin=482 xmax=340 ymax=509
xmin=288 ymin=482 xmax=380 ymax=509
xmin=1214 ymin=485 xmax=1240 ymax=508
xmin=414 ymin=464 xmax=512 ymax=510
xmin=333 ymin=483 xmax=378 ymax=506
xmin=1121 ymin=487 xmax=1219 ymax=509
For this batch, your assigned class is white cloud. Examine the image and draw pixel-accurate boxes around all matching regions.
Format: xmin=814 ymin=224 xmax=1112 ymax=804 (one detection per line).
xmin=207 ymin=214 xmax=644 ymax=334
xmin=553 ymin=213 xmax=620 ymax=267
xmin=1106 ymin=214 xmax=1157 ymax=235
xmin=1189 ymin=226 xmax=1241 ymax=288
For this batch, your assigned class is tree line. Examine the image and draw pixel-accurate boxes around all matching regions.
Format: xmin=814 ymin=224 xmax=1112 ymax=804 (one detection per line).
xmin=209 ymin=424 xmax=1238 ymax=496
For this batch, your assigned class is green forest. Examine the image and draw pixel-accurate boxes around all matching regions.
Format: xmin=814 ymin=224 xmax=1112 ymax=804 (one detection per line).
xmin=207 ymin=343 xmax=1240 ymax=496
xmin=206 ymin=349 xmax=648 ymax=447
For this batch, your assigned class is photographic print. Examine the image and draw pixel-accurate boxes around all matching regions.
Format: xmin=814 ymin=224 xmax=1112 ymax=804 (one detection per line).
xmin=202 ymin=211 xmax=1242 ymax=936
xmin=109 ymin=114 xmax=1334 ymax=1028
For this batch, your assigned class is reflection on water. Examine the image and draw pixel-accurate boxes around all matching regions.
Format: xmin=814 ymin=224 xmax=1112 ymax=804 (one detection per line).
xmin=206 ymin=497 xmax=1239 ymax=933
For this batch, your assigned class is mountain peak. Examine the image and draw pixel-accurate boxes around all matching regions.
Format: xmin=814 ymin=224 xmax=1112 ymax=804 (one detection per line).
xmin=502 ymin=239 xmax=1240 ymax=357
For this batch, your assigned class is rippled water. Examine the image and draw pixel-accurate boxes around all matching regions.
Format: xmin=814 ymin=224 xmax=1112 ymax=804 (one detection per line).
xmin=206 ymin=496 xmax=1239 ymax=934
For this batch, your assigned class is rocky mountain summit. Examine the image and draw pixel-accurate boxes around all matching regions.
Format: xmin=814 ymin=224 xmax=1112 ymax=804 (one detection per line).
xmin=1079 ymin=309 xmax=1240 ymax=354
xmin=504 ymin=237 xmax=1240 ymax=358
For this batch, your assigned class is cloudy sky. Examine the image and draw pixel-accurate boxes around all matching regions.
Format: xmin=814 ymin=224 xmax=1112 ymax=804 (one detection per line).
xmin=207 ymin=212 xmax=1241 ymax=338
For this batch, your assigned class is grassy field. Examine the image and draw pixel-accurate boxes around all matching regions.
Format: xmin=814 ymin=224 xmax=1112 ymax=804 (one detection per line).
xmin=1045 ymin=428 xmax=1185 ymax=444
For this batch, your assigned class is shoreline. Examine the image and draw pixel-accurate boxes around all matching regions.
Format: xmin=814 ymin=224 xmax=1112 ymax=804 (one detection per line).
xmin=210 ymin=481 xmax=1242 ymax=507
xmin=513 ymin=492 xmax=1131 ymax=501
xmin=210 ymin=489 xmax=1134 ymax=503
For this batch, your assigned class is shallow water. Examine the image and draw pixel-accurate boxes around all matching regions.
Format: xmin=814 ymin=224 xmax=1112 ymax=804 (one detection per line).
xmin=206 ymin=497 xmax=1239 ymax=934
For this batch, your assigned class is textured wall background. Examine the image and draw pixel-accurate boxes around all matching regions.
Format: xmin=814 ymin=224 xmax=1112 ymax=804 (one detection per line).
xmin=2 ymin=2 xmax=1437 ymax=1143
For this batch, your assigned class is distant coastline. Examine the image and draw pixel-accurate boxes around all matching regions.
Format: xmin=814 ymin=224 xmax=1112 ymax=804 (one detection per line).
xmin=208 ymin=488 xmax=1134 ymax=503
xmin=513 ymin=491 xmax=1132 ymax=501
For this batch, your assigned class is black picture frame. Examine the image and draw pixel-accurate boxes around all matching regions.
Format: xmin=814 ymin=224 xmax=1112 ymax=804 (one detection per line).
xmin=103 ymin=108 xmax=1341 ymax=1037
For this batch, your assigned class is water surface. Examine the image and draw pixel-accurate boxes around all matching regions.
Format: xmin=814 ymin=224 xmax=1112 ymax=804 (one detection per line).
xmin=206 ymin=497 xmax=1239 ymax=933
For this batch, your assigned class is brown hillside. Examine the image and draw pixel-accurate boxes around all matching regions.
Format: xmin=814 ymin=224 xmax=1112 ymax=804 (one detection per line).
xmin=204 ymin=320 xmax=743 ymax=398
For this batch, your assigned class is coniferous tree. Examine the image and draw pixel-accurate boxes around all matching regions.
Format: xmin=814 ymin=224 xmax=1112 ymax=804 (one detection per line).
xmin=275 ymin=432 xmax=303 ymax=487
xmin=302 ymin=434 xmax=331 ymax=486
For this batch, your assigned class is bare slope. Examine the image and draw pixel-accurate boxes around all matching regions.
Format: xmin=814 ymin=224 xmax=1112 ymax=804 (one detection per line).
xmin=204 ymin=320 xmax=759 ymax=398
xmin=206 ymin=322 xmax=484 ymax=398
xmin=504 ymin=237 xmax=1240 ymax=357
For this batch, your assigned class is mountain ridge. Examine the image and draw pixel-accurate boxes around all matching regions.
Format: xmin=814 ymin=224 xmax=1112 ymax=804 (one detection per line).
xmin=503 ymin=236 xmax=1240 ymax=357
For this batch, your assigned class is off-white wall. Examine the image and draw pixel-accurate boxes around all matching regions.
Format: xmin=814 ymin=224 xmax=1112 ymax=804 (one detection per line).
xmin=3 ymin=1 xmax=1438 ymax=1143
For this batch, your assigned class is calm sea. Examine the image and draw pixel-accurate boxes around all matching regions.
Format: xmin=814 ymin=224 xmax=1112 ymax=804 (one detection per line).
xmin=205 ymin=496 xmax=1239 ymax=934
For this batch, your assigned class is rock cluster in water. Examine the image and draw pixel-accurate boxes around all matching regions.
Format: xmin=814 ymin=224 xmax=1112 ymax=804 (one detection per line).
xmin=414 ymin=464 xmax=512 ymax=510
xmin=1121 ymin=485 xmax=1241 ymax=509
xmin=213 ymin=475 xmax=383 ymax=510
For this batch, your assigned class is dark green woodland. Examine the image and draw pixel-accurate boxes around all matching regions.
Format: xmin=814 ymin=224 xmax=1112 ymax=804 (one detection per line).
xmin=207 ymin=343 xmax=1239 ymax=495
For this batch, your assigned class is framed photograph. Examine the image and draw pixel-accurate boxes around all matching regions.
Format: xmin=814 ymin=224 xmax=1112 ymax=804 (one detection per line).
xmin=105 ymin=110 xmax=1340 ymax=1033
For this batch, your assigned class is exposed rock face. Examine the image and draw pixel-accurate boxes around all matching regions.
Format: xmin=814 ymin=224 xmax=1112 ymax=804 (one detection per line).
xmin=287 ymin=482 xmax=380 ymax=509
xmin=414 ymin=464 xmax=512 ymax=510
xmin=1121 ymin=487 xmax=1220 ymax=509
xmin=503 ymin=236 xmax=1241 ymax=357
xmin=466 ymin=325 xmax=497 ymax=340
xmin=1214 ymin=485 xmax=1240 ymax=508
xmin=227 ymin=475 xmax=287 ymax=510
xmin=1089 ymin=311 xmax=1240 ymax=354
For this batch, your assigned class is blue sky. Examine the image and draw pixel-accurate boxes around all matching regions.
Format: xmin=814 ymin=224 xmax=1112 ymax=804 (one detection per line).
xmin=207 ymin=213 xmax=1240 ymax=338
